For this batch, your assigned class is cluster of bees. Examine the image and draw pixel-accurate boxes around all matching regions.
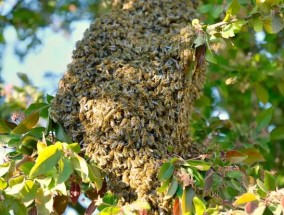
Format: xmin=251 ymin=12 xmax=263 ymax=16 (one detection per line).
xmin=50 ymin=0 xmax=206 ymax=213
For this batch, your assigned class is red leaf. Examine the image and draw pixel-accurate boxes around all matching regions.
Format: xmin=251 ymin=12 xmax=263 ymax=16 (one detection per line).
xmin=226 ymin=150 xmax=248 ymax=164
xmin=173 ymin=198 xmax=181 ymax=215
xmin=138 ymin=209 xmax=148 ymax=215
xmin=245 ymin=201 xmax=258 ymax=214
xmin=70 ymin=182 xmax=81 ymax=205
xmin=85 ymin=201 xmax=97 ymax=215
xmin=28 ymin=206 xmax=37 ymax=215
xmin=53 ymin=194 xmax=68 ymax=214
xmin=281 ymin=195 xmax=284 ymax=208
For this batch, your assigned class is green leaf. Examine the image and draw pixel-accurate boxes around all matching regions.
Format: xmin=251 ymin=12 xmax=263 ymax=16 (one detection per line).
xmin=263 ymin=12 xmax=284 ymax=34
xmin=71 ymin=155 xmax=89 ymax=183
xmin=100 ymin=206 xmax=121 ymax=215
xmin=164 ymin=176 xmax=178 ymax=200
xmin=193 ymin=196 xmax=206 ymax=215
xmin=57 ymin=157 xmax=73 ymax=184
xmin=226 ymin=171 xmax=243 ymax=179
xmin=21 ymin=180 xmax=38 ymax=204
xmin=181 ymin=187 xmax=195 ymax=215
xmin=194 ymin=33 xmax=206 ymax=47
xmin=98 ymin=192 xmax=118 ymax=211
xmin=254 ymin=83 xmax=269 ymax=104
xmin=46 ymin=94 xmax=54 ymax=104
xmin=0 ymin=177 xmax=7 ymax=190
xmin=35 ymin=188 xmax=54 ymax=215
xmin=256 ymin=107 xmax=273 ymax=132
xmin=270 ymin=126 xmax=284 ymax=140
xmin=233 ymin=193 xmax=257 ymax=206
xmin=25 ymin=103 xmax=50 ymax=117
xmin=88 ymin=163 xmax=103 ymax=191
xmin=66 ymin=142 xmax=81 ymax=153
xmin=1 ymin=195 xmax=27 ymax=215
xmin=54 ymin=123 xmax=72 ymax=143
xmin=257 ymin=179 xmax=268 ymax=193
xmin=5 ymin=175 xmax=25 ymax=195
xmin=253 ymin=18 xmax=263 ymax=32
xmin=0 ymin=120 xmax=12 ymax=134
xmin=158 ymin=162 xmax=175 ymax=182
xmin=205 ymin=48 xmax=217 ymax=64
xmin=185 ymin=160 xmax=211 ymax=171
xmin=0 ymin=162 xmax=10 ymax=177
xmin=12 ymin=112 xmax=39 ymax=134
xmin=227 ymin=0 xmax=241 ymax=16
xmin=29 ymin=144 xmax=63 ymax=178
xmin=157 ymin=178 xmax=171 ymax=193
xmin=264 ymin=170 xmax=276 ymax=191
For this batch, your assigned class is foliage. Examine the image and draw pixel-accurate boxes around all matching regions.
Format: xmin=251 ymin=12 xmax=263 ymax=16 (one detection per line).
xmin=0 ymin=0 xmax=284 ymax=214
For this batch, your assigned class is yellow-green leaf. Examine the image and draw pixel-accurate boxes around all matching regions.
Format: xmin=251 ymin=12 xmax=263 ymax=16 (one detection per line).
xmin=227 ymin=0 xmax=241 ymax=16
xmin=186 ymin=160 xmax=211 ymax=171
xmin=254 ymin=83 xmax=269 ymax=104
xmin=57 ymin=157 xmax=73 ymax=184
xmin=88 ymin=163 xmax=102 ymax=191
xmin=264 ymin=170 xmax=276 ymax=191
xmin=193 ymin=196 xmax=206 ymax=215
xmin=0 ymin=119 xmax=12 ymax=134
xmin=29 ymin=144 xmax=63 ymax=178
xmin=233 ymin=193 xmax=257 ymax=206
xmin=12 ymin=112 xmax=39 ymax=134
xmin=21 ymin=180 xmax=38 ymax=204
xmin=71 ymin=155 xmax=89 ymax=183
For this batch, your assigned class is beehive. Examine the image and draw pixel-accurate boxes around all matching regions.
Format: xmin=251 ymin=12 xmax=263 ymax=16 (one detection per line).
xmin=50 ymin=0 xmax=206 ymax=213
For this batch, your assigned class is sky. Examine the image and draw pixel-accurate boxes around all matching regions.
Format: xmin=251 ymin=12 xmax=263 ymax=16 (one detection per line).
xmin=2 ymin=20 xmax=90 ymax=95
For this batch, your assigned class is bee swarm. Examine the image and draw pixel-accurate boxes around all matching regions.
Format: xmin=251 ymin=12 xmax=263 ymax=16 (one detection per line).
xmin=50 ymin=0 xmax=206 ymax=213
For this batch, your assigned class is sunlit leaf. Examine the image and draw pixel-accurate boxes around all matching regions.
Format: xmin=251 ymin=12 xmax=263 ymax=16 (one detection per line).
xmin=193 ymin=196 xmax=206 ymax=215
xmin=226 ymin=150 xmax=248 ymax=164
xmin=0 ymin=177 xmax=8 ymax=190
xmin=100 ymin=206 xmax=121 ymax=215
xmin=157 ymin=162 xmax=174 ymax=182
xmin=264 ymin=170 xmax=276 ymax=191
xmin=12 ymin=112 xmax=39 ymax=134
xmin=257 ymin=179 xmax=268 ymax=193
xmin=66 ymin=142 xmax=81 ymax=153
xmin=251 ymin=205 xmax=266 ymax=215
xmin=35 ymin=188 xmax=54 ymax=215
xmin=71 ymin=155 xmax=89 ymax=182
xmin=226 ymin=0 xmax=241 ymax=16
xmin=185 ymin=160 xmax=210 ymax=171
xmin=233 ymin=193 xmax=257 ymax=206
xmin=164 ymin=176 xmax=178 ymax=200
xmin=29 ymin=144 xmax=63 ymax=178
xmin=21 ymin=180 xmax=38 ymax=204
xmin=263 ymin=12 xmax=284 ymax=34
